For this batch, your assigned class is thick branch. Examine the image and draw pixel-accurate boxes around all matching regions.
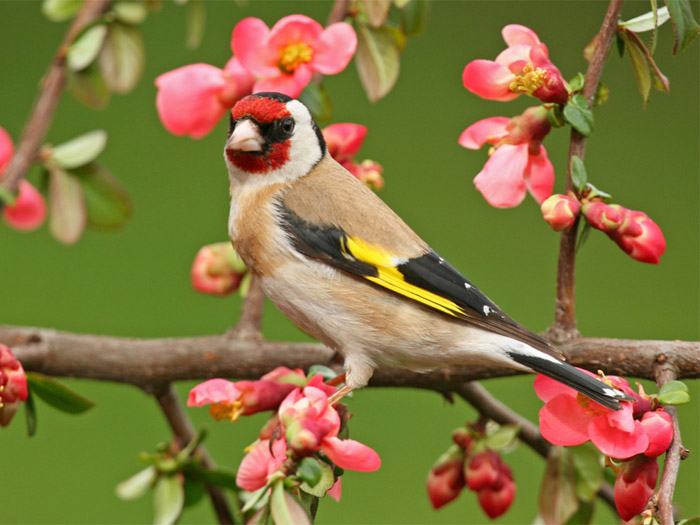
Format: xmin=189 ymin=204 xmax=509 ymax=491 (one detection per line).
xmin=0 ymin=0 xmax=110 ymax=195
xmin=550 ymin=0 xmax=626 ymax=340
xmin=2 ymin=325 xmax=697 ymax=388
xmin=153 ymin=385 xmax=234 ymax=525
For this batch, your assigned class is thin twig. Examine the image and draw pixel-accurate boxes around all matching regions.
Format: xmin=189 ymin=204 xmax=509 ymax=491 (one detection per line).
xmin=457 ymin=382 xmax=616 ymax=509
xmin=230 ymin=276 xmax=265 ymax=339
xmin=549 ymin=0 xmax=626 ymax=341
xmin=0 ymin=0 xmax=110 ymax=196
xmin=153 ymin=384 xmax=235 ymax=525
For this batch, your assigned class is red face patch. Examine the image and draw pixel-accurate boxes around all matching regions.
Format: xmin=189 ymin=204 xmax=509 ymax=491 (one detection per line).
xmin=231 ymin=96 xmax=290 ymax=124
xmin=226 ymin=142 xmax=291 ymax=174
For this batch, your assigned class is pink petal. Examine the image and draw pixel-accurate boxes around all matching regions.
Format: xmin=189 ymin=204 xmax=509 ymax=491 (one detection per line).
xmin=321 ymin=437 xmax=381 ymax=472
xmin=538 ymin=393 xmax=591 ymax=446
xmin=495 ymin=44 xmax=533 ymax=69
xmin=473 ymin=143 xmax=528 ymax=208
xmin=458 ymin=117 xmax=510 ymax=149
xmin=312 ymin=22 xmax=357 ymax=74
xmin=220 ymin=56 xmax=255 ymax=103
xmin=268 ymin=15 xmax=323 ymax=50
xmin=323 ymin=123 xmax=368 ymax=162
xmin=524 ymin=145 xmax=554 ymax=204
xmin=3 ymin=180 xmax=47 ymax=231
xmin=236 ymin=439 xmax=287 ymax=491
xmin=606 ymin=402 xmax=636 ymax=433
xmin=588 ymin=415 xmax=649 ymax=459
xmin=534 ymin=374 xmax=577 ymax=402
xmin=155 ymin=63 xmax=228 ymax=138
xmin=187 ymin=379 xmax=240 ymax=406
xmin=327 ymin=478 xmax=342 ymax=501
xmin=501 ymin=24 xmax=541 ymax=47
xmin=0 ymin=126 xmax=13 ymax=173
xmin=252 ymin=65 xmax=312 ymax=98
xmin=463 ymin=60 xmax=519 ymax=101
xmin=231 ymin=18 xmax=278 ymax=77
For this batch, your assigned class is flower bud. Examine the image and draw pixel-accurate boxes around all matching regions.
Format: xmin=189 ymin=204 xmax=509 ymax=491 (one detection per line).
xmin=614 ymin=455 xmax=658 ymax=521
xmin=608 ymin=206 xmax=666 ymax=264
xmin=0 ymin=344 xmax=28 ymax=427
xmin=541 ymin=194 xmax=580 ymax=231
xmin=465 ymin=450 xmax=502 ymax=491
xmin=476 ymin=461 xmax=515 ymax=519
xmin=582 ymin=200 xmax=621 ymax=233
xmin=426 ymin=448 xmax=466 ymax=509
xmin=640 ymin=410 xmax=673 ymax=457
xmin=191 ymin=242 xmax=248 ymax=296
xmin=3 ymin=180 xmax=47 ymax=232
xmin=452 ymin=428 xmax=474 ymax=452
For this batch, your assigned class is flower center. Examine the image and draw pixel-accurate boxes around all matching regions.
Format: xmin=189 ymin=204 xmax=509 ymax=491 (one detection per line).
xmin=209 ymin=400 xmax=244 ymax=422
xmin=278 ymin=41 xmax=313 ymax=74
xmin=509 ymin=64 xmax=547 ymax=96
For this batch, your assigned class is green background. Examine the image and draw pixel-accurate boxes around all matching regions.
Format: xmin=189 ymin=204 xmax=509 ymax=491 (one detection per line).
xmin=1 ymin=1 xmax=698 ymax=523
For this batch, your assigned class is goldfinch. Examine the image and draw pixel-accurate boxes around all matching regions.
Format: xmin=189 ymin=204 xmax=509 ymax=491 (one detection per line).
xmin=224 ymin=92 xmax=630 ymax=410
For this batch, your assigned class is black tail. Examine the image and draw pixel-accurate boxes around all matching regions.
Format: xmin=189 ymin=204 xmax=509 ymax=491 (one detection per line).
xmin=508 ymin=352 xmax=634 ymax=410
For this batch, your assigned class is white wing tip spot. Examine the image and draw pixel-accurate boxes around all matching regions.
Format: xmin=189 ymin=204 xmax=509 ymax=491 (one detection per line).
xmin=464 ymin=283 xmax=472 ymax=289
xmin=483 ymin=305 xmax=491 ymax=316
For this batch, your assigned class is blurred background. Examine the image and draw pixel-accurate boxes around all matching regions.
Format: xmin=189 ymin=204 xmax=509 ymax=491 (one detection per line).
xmin=0 ymin=1 xmax=697 ymax=523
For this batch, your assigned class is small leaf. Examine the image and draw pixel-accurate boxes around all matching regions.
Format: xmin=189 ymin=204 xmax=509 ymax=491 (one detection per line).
xmin=112 ymin=1 xmax=148 ymax=25
xmin=116 ymin=466 xmax=157 ymax=500
xmin=67 ymin=24 xmax=108 ymax=72
xmin=241 ymin=483 xmax=271 ymax=514
xmin=24 ymin=390 xmax=37 ymax=437
xmin=570 ymin=156 xmax=588 ymax=193
xmin=615 ymin=32 xmax=626 ymax=57
xmin=576 ymin=220 xmax=591 ymax=253
xmin=51 ymin=130 xmax=107 ymax=169
xmin=297 ymin=457 xmax=322 ymax=487
xmin=186 ymin=465 xmax=240 ymax=492
xmin=307 ymin=365 xmax=338 ymax=382
xmin=401 ymin=0 xmax=430 ymax=36
xmin=153 ymin=475 xmax=185 ymax=525
xmin=183 ymin=475 xmax=206 ymax=508
xmin=620 ymin=29 xmax=670 ymax=105
xmin=185 ymin=0 xmax=205 ymax=49
xmin=664 ymin=0 xmax=700 ymax=54
xmin=563 ymin=94 xmax=594 ymax=137
xmin=585 ymin=183 xmax=612 ymax=202
xmin=42 ymin=0 xmax=83 ymax=22
xmin=299 ymin=460 xmax=335 ymax=497
xmin=568 ymin=73 xmax=585 ymax=92
xmin=619 ymin=6 xmax=671 ymax=32
xmin=658 ymin=380 xmax=691 ymax=405
xmin=0 ymin=185 xmax=16 ymax=206
xmin=570 ymin=444 xmax=603 ymax=503
xmin=298 ymin=82 xmax=333 ymax=123
xmin=540 ymin=447 xmax=579 ymax=525
xmin=99 ymin=23 xmax=146 ymax=94
xmin=75 ymin=162 xmax=132 ymax=230
xmin=270 ymin=481 xmax=311 ymax=525
xmin=484 ymin=423 xmax=520 ymax=451
xmin=677 ymin=517 xmax=700 ymax=525
xmin=49 ymin=167 xmax=87 ymax=244
xmin=69 ymin=67 xmax=111 ymax=108
xmin=565 ymin=500 xmax=594 ymax=525
xmin=361 ymin=0 xmax=392 ymax=27
xmin=355 ymin=23 xmax=401 ymax=102
xmin=26 ymin=372 xmax=96 ymax=414
xmin=593 ymin=81 xmax=610 ymax=107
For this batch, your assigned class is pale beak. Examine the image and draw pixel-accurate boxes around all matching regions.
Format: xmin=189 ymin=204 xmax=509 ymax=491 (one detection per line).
xmin=226 ymin=119 xmax=264 ymax=152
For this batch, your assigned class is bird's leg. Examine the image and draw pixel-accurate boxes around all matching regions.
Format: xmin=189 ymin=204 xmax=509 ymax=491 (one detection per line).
xmin=326 ymin=372 xmax=346 ymax=387
xmin=328 ymin=384 xmax=354 ymax=405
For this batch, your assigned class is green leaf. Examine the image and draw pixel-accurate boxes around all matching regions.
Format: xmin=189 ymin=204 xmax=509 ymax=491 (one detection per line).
xmin=568 ymin=73 xmax=585 ymax=92
xmin=299 ymin=460 xmax=335 ymax=498
xmin=619 ymin=29 xmax=670 ymax=105
xmin=664 ymin=0 xmax=700 ymax=54
xmin=484 ymin=423 xmax=520 ymax=451
xmin=576 ymin=220 xmax=591 ymax=253
xmin=112 ymin=1 xmax=148 ymax=25
xmin=24 ymin=390 xmax=37 ymax=437
xmin=75 ymin=162 xmax=132 ymax=230
xmin=658 ymin=380 xmax=691 ymax=405
xmin=563 ymin=94 xmax=594 ymax=136
xmin=48 ymin=166 xmax=87 ymax=244
xmin=593 ymin=81 xmax=610 ymax=107
xmin=270 ymin=481 xmax=311 ymax=525
xmin=69 ymin=67 xmax=111 ymax=108
xmin=677 ymin=517 xmax=700 ymax=525
xmin=619 ymin=6 xmax=671 ymax=32
xmin=0 ymin=185 xmax=17 ymax=206
xmin=67 ymin=24 xmax=108 ymax=72
xmin=355 ymin=23 xmax=401 ymax=102
xmin=539 ymin=447 xmax=579 ymax=525
xmin=183 ymin=475 xmax=206 ymax=508
xmin=185 ymin=0 xmax=205 ymax=50
xmin=42 ymin=0 xmax=83 ymax=22
xmin=401 ymin=0 xmax=430 ymax=36
xmin=570 ymin=444 xmax=603 ymax=503
xmin=565 ymin=500 xmax=594 ymax=525
xmin=187 ymin=465 xmax=240 ymax=492
xmin=98 ymin=23 xmax=145 ymax=94
xmin=585 ymin=183 xmax=612 ymax=202
xmin=297 ymin=457 xmax=322 ymax=487
xmin=307 ymin=365 xmax=338 ymax=382
xmin=361 ymin=0 xmax=392 ymax=27
xmin=241 ymin=483 xmax=271 ymax=514
xmin=51 ymin=130 xmax=107 ymax=169
xmin=26 ymin=372 xmax=96 ymax=414
xmin=298 ymin=82 xmax=333 ymax=123
xmin=570 ymin=156 xmax=588 ymax=193
xmin=116 ymin=466 xmax=157 ymax=500
xmin=153 ymin=475 xmax=185 ymax=525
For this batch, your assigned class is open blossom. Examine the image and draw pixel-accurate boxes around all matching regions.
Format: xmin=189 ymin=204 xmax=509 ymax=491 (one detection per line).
xmin=614 ymin=455 xmax=658 ymax=521
xmin=236 ymin=438 xmax=288 ymax=491
xmin=541 ymin=194 xmax=580 ymax=231
xmin=0 ymin=344 xmax=28 ymax=427
xmin=0 ymin=127 xmax=46 ymax=231
xmin=155 ymin=57 xmax=254 ymax=138
xmin=322 ymin=123 xmax=384 ymax=190
xmin=459 ymin=106 xmax=553 ymax=208
xmin=463 ymin=24 xmax=568 ymax=105
xmin=191 ymin=242 xmax=248 ymax=296
xmin=232 ymin=15 xmax=357 ymax=98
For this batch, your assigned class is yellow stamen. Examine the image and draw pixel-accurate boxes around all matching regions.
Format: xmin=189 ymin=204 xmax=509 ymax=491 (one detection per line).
xmin=0 ymin=384 xmax=4 ymax=408
xmin=278 ymin=41 xmax=313 ymax=74
xmin=509 ymin=63 xmax=548 ymax=95
xmin=209 ymin=401 xmax=244 ymax=422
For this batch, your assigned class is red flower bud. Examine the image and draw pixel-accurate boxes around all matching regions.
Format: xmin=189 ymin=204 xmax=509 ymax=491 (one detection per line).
xmin=608 ymin=206 xmax=666 ymax=264
xmin=614 ymin=455 xmax=658 ymax=521
xmin=477 ymin=461 xmax=515 ymax=519
xmin=452 ymin=428 xmax=474 ymax=452
xmin=191 ymin=242 xmax=248 ymax=296
xmin=640 ymin=410 xmax=673 ymax=457
xmin=426 ymin=449 xmax=466 ymax=509
xmin=541 ymin=194 xmax=580 ymax=231
xmin=465 ymin=450 xmax=502 ymax=491
xmin=582 ymin=201 xmax=621 ymax=233
xmin=0 ymin=344 xmax=28 ymax=427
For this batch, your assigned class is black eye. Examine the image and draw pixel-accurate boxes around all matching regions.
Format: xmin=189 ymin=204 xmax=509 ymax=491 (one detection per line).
xmin=280 ymin=117 xmax=295 ymax=135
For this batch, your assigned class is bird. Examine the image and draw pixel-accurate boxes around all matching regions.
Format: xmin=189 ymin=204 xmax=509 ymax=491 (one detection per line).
xmin=223 ymin=92 xmax=631 ymax=410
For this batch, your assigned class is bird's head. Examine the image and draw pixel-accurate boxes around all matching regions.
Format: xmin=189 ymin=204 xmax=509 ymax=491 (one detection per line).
xmin=224 ymin=92 xmax=326 ymax=185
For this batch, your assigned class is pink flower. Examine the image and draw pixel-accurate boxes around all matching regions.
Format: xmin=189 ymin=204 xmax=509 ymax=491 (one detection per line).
xmin=232 ymin=15 xmax=357 ymax=98
xmin=236 ymin=438 xmax=288 ymax=491
xmin=459 ymin=106 xmax=554 ymax=207
xmin=0 ymin=127 xmax=46 ymax=232
xmin=614 ymin=454 xmax=658 ymax=521
xmin=582 ymin=201 xmax=622 ymax=233
xmin=607 ymin=206 xmax=666 ymax=264
xmin=155 ymin=58 xmax=254 ymax=138
xmin=323 ymin=123 xmax=384 ymax=190
xmin=535 ymin=372 xmax=649 ymax=459
xmin=541 ymin=194 xmax=580 ymax=231
xmin=191 ymin=242 xmax=248 ymax=296
xmin=426 ymin=451 xmax=465 ymax=510
xmin=0 ymin=344 xmax=28 ymax=427
xmin=278 ymin=385 xmax=380 ymax=472
xmin=463 ymin=24 xmax=568 ymax=105
xmin=640 ymin=410 xmax=673 ymax=457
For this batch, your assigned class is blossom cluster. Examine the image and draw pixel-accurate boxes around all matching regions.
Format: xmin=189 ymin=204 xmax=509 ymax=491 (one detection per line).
xmin=0 ymin=344 xmax=28 ymax=427
xmin=535 ymin=370 xmax=674 ymax=520
xmin=322 ymin=123 xmax=384 ymax=190
xmin=188 ymin=367 xmax=380 ymax=500
xmin=426 ymin=425 xmax=515 ymax=519
xmin=156 ymin=14 xmax=357 ymax=138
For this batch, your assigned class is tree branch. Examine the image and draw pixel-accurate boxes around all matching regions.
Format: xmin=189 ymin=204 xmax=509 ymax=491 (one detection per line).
xmin=550 ymin=0 xmax=626 ymax=341
xmin=0 ymin=0 xmax=110 ymax=196
xmin=153 ymin=385 xmax=235 ymax=525
xmin=229 ymin=276 xmax=265 ymax=339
